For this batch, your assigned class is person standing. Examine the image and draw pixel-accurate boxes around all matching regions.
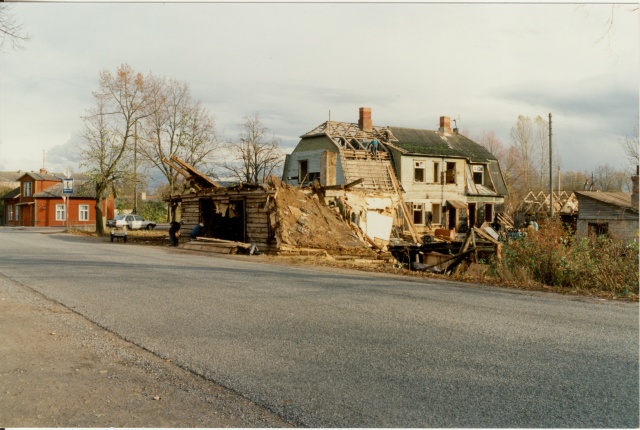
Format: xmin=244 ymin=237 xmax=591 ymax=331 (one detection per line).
xmin=169 ymin=220 xmax=182 ymax=246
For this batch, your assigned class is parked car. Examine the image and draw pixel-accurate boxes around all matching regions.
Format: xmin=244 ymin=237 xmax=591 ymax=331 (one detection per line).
xmin=106 ymin=214 xmax=156 ymax=230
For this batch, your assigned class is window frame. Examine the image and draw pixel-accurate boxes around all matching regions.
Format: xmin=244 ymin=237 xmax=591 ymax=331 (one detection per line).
xmin=298 ymin=160 xmax=309 ymax=184
xmin=55 ymin=204 xmax=66 ymax=221
xmin=79 ymin=204 xmax=89 ymax=221
xmin=413 ymin=160 xmax=425 ymax=183
xmin=23 ymin=181 xmax=33 ymax=197
xmin=472 ymin=165 xmax=484 ymax=185
xmin=412 ymin=202 xmax=425 ymax=225
xmin=446 ymin=162 xmax=457 ymax=184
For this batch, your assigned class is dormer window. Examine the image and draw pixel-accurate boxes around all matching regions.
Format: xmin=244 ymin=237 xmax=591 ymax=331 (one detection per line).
xmin=23 ymin=181 xmax=32 ymax=197
xmin=472 ymin=165 xmax=484 ymax=185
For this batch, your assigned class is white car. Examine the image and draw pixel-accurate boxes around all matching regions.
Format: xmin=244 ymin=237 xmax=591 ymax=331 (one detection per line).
xmin=106 ymin=214 xmax=157 ymax=230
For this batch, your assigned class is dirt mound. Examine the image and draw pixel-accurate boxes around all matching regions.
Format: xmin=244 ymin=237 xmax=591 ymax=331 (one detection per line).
xmin=269 ymin=178 xmax=373 ymax=254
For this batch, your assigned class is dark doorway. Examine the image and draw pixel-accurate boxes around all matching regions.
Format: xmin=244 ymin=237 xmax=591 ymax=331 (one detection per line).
xmin=200 ymin=198 xmax=246 ymax=242
xmin=468 ymin=203 xmax=476 ymax=228
xmin=448 ymin=208 xmax=457 ymax=230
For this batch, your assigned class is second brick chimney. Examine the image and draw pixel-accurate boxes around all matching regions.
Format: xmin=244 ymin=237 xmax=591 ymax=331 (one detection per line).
xmin=439 ymin=116 xmax=452 ymax=135
xmin=359 ymin=107 xmax=372 ymax=132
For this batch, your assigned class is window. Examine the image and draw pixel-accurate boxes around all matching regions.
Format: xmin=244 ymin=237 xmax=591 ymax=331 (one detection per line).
xmin=446 ymin=162 xmax=457 ymax=184
xmin=588 ymin=222 xmax=609 ymax=237
xmin=298 ymin=160 xmax=309 ymax=183
xmin=472 ymin=165 xmax=484 ymax=185
xmin=23 ymin=181 xmax=32 ymax=197
xmin=15 ymin=205 xmax=20 ymax=221
xmin=79 ymin=205 xmax=89 ymax=221
xmin=7 ymin=205 xmax=12 ymax=221
xmin=412 ymin=203 xmax=424 ymax=225
xmin=414 ymin=161 xmax=425 ymax=182
xmin=433 ymin=162 xmax=440 ymax=183
xmin=56 ymin=204 xmax=66 ymax=221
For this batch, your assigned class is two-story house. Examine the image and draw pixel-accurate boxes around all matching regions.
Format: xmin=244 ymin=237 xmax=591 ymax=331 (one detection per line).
xmin=1 ymin=169 xmax=115 ymax=228
xmin=283 ymin=108 xmax=508 ymax=235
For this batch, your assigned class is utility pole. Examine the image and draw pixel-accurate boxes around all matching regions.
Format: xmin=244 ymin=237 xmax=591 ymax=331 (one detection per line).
xmin=133 ymin=121 xmax=138 ymax=215
xmin=549 ymin=113 xmax=553 ymax=218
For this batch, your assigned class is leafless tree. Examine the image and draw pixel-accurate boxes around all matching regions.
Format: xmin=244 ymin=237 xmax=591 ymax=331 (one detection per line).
xmin=138 ymin=77 xmax=220 ymax=198
xmin=594 ymin=164 xmax=632 ymax=192
xmin=0 ymin=3 xmax=30 ymax=51
xmin=509 ymin=115 xmax=537 ymax=194
xmin=474 ymin=130 xmax=506 ymax=162
xmin=79 ymin=64 xmax=153 ymax=234
xmin=219 ymin=115 xmax=284 ymax=184
xmin=620 ymin=123 xmax=639 ymax=174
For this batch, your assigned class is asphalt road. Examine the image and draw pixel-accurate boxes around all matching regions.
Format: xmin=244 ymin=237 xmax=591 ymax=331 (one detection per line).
xmin=0 ymin=228 xmax=638 ymax=427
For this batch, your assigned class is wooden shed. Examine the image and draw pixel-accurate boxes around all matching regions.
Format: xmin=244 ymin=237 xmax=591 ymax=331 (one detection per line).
xmin=575 ymin=191 xmax=638 ymax=241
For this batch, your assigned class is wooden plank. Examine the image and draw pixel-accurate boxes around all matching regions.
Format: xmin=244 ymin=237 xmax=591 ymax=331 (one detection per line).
xmin=387 ymin=165 xmax=419 ymax=242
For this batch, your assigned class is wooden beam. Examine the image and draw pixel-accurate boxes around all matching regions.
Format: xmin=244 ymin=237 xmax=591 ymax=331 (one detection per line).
xmin=387 ymin=165 xmax=419 ymax=242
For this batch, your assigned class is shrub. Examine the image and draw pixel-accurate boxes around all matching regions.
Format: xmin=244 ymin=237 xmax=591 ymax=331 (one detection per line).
xmin=494 ymin=218 xmax=639 ymax=296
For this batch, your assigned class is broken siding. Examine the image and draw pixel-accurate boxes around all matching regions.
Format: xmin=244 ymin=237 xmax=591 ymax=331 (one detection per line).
xmin=180 ymin=189 xmax=278 ymax=252
xmin=284 ymin=136 xmax=344 ymax=186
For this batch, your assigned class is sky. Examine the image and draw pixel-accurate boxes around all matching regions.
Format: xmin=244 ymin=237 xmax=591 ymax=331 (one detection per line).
xmin=0 ymin=2 xmax=638 ymax=179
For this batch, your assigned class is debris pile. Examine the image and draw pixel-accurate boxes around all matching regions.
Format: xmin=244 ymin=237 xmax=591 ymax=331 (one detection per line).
xmin=268 ymin=177 xmax=374 ymax=255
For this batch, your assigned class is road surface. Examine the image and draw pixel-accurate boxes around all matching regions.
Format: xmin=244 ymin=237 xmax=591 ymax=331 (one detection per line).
xmin=0 ymin=228 xmax=637 ymax=427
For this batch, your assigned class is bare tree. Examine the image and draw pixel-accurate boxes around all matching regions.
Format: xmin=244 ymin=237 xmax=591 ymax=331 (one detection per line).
xmin=509 ymin=115 xmax=537 ymax=193
xmin=0 ymin=3 xmax=30 ymax=51
xmin=474 ymin=130 xmax=506 ymax=162
xmin=219 ymin=115 xmax=284 ymax=184
xmin=79 ymin=64 xmax=153 ymax=234
xmin=138 ymin=77 xmax=220 ymax=200
xmin=620 ymin=122 xmax=639 ymax=174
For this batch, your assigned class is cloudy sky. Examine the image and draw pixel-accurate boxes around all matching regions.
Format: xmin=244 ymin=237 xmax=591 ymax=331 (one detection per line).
xmin=0 ymin=2 xmax=637 ymax=177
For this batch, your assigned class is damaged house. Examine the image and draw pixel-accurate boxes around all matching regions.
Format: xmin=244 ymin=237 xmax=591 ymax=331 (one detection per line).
xmin=283 ymin=107 xmax=508 ymax=237
xmin=166 ymin=155 xmax=373 ymax=255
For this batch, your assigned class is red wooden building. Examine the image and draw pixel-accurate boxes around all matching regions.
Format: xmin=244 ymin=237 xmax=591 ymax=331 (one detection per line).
xmin=1 ymin=170 xmax=114 ymax=228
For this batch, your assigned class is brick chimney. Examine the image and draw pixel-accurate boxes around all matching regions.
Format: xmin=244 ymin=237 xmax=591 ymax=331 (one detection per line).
xmin=439 ymin=116 xmax=452 ymax=135
xmin=358 ymin=107 xmax=372 ymax=132
xmin=39 ymin=168 xmax=47 ymax=174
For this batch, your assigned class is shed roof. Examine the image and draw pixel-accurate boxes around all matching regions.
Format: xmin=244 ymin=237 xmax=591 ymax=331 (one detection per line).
xmin=0 ymin=187 xmax=20 ymax=200
xmin=575 ymin=191 xmax=638 ymax=213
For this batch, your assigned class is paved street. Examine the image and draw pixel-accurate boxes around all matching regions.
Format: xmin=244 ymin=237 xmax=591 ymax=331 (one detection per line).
xmin=0 ymin=228 xmax=638 ymax=427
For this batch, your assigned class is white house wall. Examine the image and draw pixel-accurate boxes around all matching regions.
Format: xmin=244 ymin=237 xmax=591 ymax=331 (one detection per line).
xmin=283 ymin=137 xmax=345 ymax=186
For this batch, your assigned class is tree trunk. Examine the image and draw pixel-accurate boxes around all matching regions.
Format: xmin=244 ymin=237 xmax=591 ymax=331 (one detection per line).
xmin=95 ymin=197 xmax=105 ymax=235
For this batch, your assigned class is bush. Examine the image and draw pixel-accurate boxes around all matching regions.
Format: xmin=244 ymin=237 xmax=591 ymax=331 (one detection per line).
xmin=494 ymin=218 xmax=639 ymax=296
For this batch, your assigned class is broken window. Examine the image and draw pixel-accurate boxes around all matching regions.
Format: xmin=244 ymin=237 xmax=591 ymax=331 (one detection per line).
xmin=413 ymin=203 xmax=424 ymax=225
xmin=414 ymin=161 xmax=425 ymax=182
xmin=433 ymin=162 xmax=440 ymax=183
xmin=588 ymin=222 xmax=609 ymax=237
xmin=446 ymin=162 xmax=456 ymax=184
xmin=298 ymin=160 xmax=309 ymax=184
xmin=472 ymin=165 xmax=484 ymax=185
